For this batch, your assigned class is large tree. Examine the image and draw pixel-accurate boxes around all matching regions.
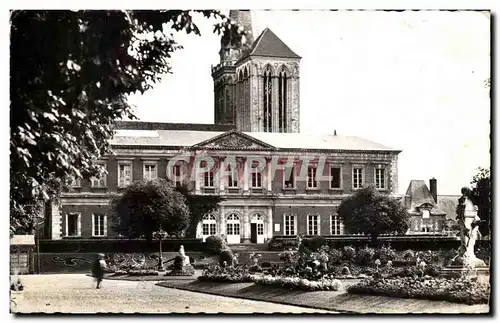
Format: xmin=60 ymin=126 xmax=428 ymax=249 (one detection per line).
xmin=469 ymin=167 xmax=491 ymax=237
xmin=111 ymin=179 xmax=190 ymax=240
xmin=10 ymin=10 xmax=244 ymax=235
xmin=338 ymin=186 xmax=409 ymax=244
xmin=175 ymin=184 xmax=222 ymax=238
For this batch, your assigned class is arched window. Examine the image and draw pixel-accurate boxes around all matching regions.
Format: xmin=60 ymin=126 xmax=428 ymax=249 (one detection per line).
xmin=278 ymin=66 xmax=288 ymax=133
xmin=226 ymin=213 xmax=240 ymax=236
xmin=202 ymin=214 xmax=217 ymax=236
xmin=263 ymin=66 xmax=273 ymax=132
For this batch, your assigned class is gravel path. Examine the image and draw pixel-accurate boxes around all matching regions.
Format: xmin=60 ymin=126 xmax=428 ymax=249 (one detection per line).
xmin=11 ymin=274 xmax=335 ymax=314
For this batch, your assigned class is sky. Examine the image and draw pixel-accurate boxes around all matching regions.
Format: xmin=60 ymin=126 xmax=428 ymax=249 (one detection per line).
xmin=127 ymin=10 xmax=490 ymax=195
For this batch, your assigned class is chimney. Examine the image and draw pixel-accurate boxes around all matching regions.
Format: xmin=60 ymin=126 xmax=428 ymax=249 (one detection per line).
xmin=334 ymin=130 xmax=337 ymax=136
xmin=429 ymin=178 xmax=437 ymax=204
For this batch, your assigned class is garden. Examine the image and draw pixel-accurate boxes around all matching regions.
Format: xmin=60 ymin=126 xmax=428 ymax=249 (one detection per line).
xmin=197 ymin=235 xmax=490 ymax=305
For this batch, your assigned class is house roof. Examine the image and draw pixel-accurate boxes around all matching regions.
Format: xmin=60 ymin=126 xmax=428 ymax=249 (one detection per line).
xmin=111 ymin=129 xmax=400 ymax=152
xmin=242 ymin=28 xmax=301 ymax=59
xmin=405 ymin=180 xmax=446 ymax=216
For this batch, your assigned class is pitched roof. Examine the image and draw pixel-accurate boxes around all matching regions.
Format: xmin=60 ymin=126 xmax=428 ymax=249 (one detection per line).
xmin=111 ymin=128 xmax=400 ymax=152
xmin=242 ymin=28 xmax=301 ymax=59
xmin=404 ymin=180 xmax=446 ymax=216
xmin=245 ymin=132 xmax=398 ymax=151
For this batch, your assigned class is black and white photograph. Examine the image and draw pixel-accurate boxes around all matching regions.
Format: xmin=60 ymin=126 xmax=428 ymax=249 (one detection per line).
xmin=7 ymin=3 xmax=492 ymax=315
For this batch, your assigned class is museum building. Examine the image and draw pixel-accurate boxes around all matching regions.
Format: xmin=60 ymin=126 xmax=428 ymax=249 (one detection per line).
xmin=47 ymin=10 xmax=402 ymax=244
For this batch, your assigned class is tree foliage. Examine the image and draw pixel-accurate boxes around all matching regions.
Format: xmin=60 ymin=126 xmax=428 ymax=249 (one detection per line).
xmin=175 ymin=184 xmax=222 ymax=238
xmin=469 ymin=167 xmax=491 ymax=237
xmin=111 ymin=179 xmax=190 ymax=240
xmin=338 ymin=186 xmax=409 ymax=243
xmin=10 ymin=10 xmax=244 ymax=235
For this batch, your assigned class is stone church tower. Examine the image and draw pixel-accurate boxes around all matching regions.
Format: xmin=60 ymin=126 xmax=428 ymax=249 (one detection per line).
xmin=212 ymin=10 xmax=301 ymax=133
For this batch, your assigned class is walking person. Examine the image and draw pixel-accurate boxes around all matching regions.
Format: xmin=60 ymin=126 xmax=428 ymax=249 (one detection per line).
xmin=92 ymin=253 xmax=107 ymax=289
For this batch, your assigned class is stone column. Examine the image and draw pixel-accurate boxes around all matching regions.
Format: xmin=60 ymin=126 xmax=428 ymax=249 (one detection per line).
xmin=51 ymin=200 xmax=62 ymax=240
xmin=243 ymin=157 xmax=249 ymax=193
xmin=243 ymin=206 xmax=251 ymax=243
xmin=194 ymin=156 xmax=201 ymax=194
xmin=219 ymin=157 xmax=225 ymax=193
xmin=219 ymin=205 xmax=226 ymax=238
xmin=267 ymin=206 xmax=273 ymax=241
xmin=266 ymin=157 xmax=272 ymax=192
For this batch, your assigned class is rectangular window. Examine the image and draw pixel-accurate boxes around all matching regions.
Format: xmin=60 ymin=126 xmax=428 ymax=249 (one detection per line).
xmin=307 ymin=214 xmax=319 ymax=235
xmin=227 ymin=164 xmax=238 ymax=188
xmin=330 ymin=215 xmax=344 ymax=235
xmin=173 ymin=164 xmax=182 ymax=187
xmin=143 ymin=163 xmax=158 ymax=181
xmin=251 ymin=166 xmax=262 ymax=188
xmin=204 ymin=171 xmax=214 ymax=188
xmin=353 ymin=167 xmax=363 ymax=189
xmin=66 ymin=213 xmax=79 ymax=236
xmin=284 ymin=214 xmax=296 ymax=236
xmin=118 ymin=163 xmax=132 ymax=187
xmin=330 ymin=167 xmax=341 ymax=189
xmin=92 ymin=214 xmax=106 ymax=237
xmin=307 ymin=166 xmax=318 ymax=188
xmin=91 ymin=166 xmax=107 ymax=188
xmin=375 ymin=168 xmax=385 ymax=189
xmin=283 ymin=166 xmax=295 ymax=188
xmin=200 ymin=161 xmax=214 ymax=188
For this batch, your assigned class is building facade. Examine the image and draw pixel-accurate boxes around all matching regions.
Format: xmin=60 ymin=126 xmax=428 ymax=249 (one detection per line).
xmin=48 ymin=10 xmax=402 ymax=244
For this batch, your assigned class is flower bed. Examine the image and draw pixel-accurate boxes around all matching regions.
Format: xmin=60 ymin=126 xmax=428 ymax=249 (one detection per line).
xmin=252 ymin=275 xmax=342 ymax=291
xmin=197 ymin=264 xmax=253 ymax=283
xmin=347 ymin=277 xmax=490 ymax=305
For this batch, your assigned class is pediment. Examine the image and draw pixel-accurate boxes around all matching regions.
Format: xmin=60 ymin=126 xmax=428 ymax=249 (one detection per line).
xmin=192 ymin=131 xmax=275 ymax=150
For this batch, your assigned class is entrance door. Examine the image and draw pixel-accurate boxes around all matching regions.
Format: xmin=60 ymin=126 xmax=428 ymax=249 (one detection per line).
xmin=251 ymin=213 xmax=265 ymax=244
xmin=250 ymin=223 xmax=257 ymax=243
xmin=226 ymin=213 xmax=241 ymax=244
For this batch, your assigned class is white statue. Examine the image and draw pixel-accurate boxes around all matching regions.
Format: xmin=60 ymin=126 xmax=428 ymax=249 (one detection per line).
xmin=179 ymin=245 xmax=190 ymax=266
xmin=453 ymin=189 xmax=486 ymax=268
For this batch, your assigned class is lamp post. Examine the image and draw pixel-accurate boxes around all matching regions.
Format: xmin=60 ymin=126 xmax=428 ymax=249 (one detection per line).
xmin=153 ymin=228 xmax=168 ymax=271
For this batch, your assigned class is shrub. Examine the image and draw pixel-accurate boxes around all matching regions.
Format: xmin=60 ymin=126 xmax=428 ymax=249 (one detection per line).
xmin=261 ymin=261 xmax=272 ymax=268
xmin=249 ymin=265 xmax=263 ymax=273
xmin=206 ymin=236 xmax=227 ymax=255
xmin=306 ymin=236 xmax=327 ymax=251
xmin=126 ymin=269 xmax=159 ymax=276
xmin=198 ymin=264 xmax=252 ymax=283
xmin=267 ymin=237 xmax=284 ymax=250
xmin=356 ymin=246 xmax=375 ymax=266
xmin=347 ymin=277 xmax=490 ymax=305
xmin=328 ymin=248 xmax=343 ymax=265
xmin=219 ymin=249 xmax=234 ymax=267
xmin=425 ymin=264 xmax=443 ymax=277
xmin=375 ymin=245 xmax=396 ymax=264
xmin=252 ymin=275 xmax=342 ymax=291
xmin=343 ymin=246 xmax=356 ymax=262
xmin=402 ymin=249 xmax=415 ymax=262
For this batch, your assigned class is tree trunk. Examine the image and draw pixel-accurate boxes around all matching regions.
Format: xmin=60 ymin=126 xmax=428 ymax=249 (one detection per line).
xmin=370 ymin=233 xmax=378 ymax=247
